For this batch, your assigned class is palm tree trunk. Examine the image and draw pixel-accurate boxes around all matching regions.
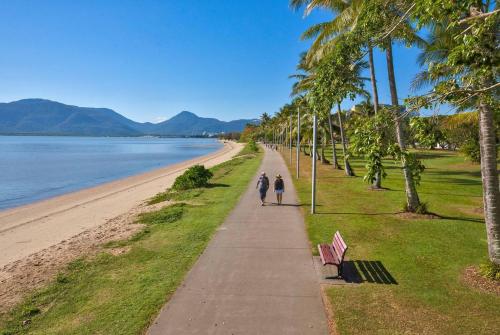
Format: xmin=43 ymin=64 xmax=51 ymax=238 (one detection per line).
xmin=327 ymin=112 xmax=340 ymax=169
xmin=337 ymin=103 xmax=354 ymax=176
xmin=368 ymin=46 xmax=379 ymax=114
xmin=369 ymin=45 xmax=382 ymax=188
xmin=320 ymin=139 xmax=326 ymax=164
xmin=386 ymin=39 xmax=420 ymax=211
xmin=478 ymin=100 xmax=500 ymax=265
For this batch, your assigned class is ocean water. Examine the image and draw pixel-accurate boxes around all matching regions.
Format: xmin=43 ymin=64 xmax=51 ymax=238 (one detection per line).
xmin=0 ymin=136 xmax=223 ymax=210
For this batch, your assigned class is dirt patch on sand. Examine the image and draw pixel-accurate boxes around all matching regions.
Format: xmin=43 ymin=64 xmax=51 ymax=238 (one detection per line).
xmin=462 ymin=266 xmax=500 ymax=296
xmin=0 ymin=202 xmax=170 ymax=313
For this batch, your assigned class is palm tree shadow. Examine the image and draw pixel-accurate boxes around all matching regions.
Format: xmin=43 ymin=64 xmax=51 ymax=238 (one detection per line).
xmin=440 ymin=215 xmax=484 ymax=223
xmin=418 ymin=191 xmax=482 ymax=198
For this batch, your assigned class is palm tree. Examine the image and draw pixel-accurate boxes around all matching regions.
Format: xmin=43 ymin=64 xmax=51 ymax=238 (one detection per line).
xmin=411 ymin=8 xmax=500 ymax=263
xmin=327 ymin=112 xmax=340 ymax=168
xmin=291 ymin=0 xmax=380 ymax=114
xmin=336 ymin=104 xmax=354 ymax=176
xmin=292 ymin=0 xmax=425 ymax=210
xmin=289 ymin=0 xmax=381 ymax=185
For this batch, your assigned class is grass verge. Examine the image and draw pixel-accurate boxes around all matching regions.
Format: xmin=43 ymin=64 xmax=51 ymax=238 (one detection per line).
xmin=0 ymin=144 xmax=262 ymax=335
xmin=281 ymin=147 xmax=499 ymax=334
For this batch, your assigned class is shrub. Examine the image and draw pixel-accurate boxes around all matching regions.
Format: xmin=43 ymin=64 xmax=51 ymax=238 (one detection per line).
xmin=460 ymin=139 xmax=481 ymax=163
xmin=172 ymin=165 xmax=213 ymax=190
xmin=247 ymin=139 xmax=258 ymax=152
xmin=479 ymin=260 xmax=500 ymax=281
xmin=21 ymin=306 xmax=40 ymax=317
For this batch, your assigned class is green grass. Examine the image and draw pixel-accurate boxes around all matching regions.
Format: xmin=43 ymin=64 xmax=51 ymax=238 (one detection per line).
xmin=147 ymin=188 xmax=203 ymax=205
xmin=281 ymin=147 xmax=500 ymax=334
xmin=0 ymin=145 xmax=262 ymax=335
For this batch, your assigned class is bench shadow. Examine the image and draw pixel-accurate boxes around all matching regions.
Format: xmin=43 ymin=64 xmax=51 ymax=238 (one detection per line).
xmin=341 ymin=260 xmax=398 ymax=285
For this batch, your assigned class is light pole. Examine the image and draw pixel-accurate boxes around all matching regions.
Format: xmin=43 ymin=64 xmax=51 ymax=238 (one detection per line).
xmin=289 ymin=113 xmax=293 ymax=165
xmin=311 ymin=112 xmax=317 ymax=214
xmin=296 ymin=107 xmax=300 ymax=179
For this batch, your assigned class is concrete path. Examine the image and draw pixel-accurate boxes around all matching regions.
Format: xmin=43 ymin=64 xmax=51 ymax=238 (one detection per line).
xmin=148 ymin=147 xmax=328 ymax=335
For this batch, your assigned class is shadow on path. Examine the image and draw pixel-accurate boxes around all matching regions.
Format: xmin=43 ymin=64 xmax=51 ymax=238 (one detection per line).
xmin=266 ymin=203 xmax=302 ymax=207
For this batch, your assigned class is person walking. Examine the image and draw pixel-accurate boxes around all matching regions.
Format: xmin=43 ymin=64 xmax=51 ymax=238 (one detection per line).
xmin=274 ymin=174 xmax=284 ymax=205
xmin=256 ymin=172 xmax=269 ymax=206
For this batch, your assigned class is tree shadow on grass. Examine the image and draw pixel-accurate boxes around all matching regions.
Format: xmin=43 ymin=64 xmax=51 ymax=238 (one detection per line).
xmin=426 ymin=169 xmax=482 ymax=179
xmin=206 ymin=183 xmax=230 ymax=188
xmin=414 ymin=152 xmax=453 ymax=160
xmin=440 ymin=215 xmax=484 ymax=224
xmin=341 ymin=260 xmax=398 ymax=285
xmin=437 ymin=178 xmax=482 ymax=186
xmin=418 ymin=191 xmax=482 ymax=198
xmin=315 ymin=211 xmax=399 ymax=216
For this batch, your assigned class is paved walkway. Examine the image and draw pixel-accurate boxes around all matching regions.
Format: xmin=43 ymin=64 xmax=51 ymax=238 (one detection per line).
xmin=148 ymin=147 xmax=328 ymax=335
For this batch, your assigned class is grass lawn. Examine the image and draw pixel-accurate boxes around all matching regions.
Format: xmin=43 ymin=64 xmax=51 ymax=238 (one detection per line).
xmin=0 ymin=144 xmax=262 ymax=335
xmin=281 ymin=146 xmax=499 ymax=334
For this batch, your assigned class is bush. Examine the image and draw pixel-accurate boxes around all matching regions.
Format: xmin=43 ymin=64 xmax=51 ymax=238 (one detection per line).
xmin=172 ymin=165 xmax=213 ymax=191
xmin=247 ymin=139 xmax=258 ymax=152
xmin=479 ymin=260 xmax=500 ymax=281
xmin=148 ymin=188 xmax=202 ymax=205
xmin=460 ymin=139 xmax=481 ymax=163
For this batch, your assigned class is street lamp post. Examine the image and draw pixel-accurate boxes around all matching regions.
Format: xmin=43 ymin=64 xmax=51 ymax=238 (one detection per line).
xmin=289 ymin=113 xmax=293 ymax=165
xmin=296 ymin=107 xmax=300 ymax=179
xmin=311 ymin=112 xmax=317 ymax=214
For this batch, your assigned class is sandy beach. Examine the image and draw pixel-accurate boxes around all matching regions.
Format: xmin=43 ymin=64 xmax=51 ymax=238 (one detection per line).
xmin=0 ymin=140 xmax=242 ymax=269
xmin=0 ymin=140 xmax=242 ymax=311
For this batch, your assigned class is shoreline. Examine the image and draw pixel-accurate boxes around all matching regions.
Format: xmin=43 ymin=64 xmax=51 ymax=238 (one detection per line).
xmin=0 ymin=140 xmax=243 ymax=268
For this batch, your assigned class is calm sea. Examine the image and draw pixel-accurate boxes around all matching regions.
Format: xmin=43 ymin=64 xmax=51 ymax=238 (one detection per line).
xmin=0 ymin=136 xmax=223 ymax=210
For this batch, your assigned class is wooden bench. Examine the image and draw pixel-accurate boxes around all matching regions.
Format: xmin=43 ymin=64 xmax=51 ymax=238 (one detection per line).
xmin=317 ymin=231 xmax=348 ymax=278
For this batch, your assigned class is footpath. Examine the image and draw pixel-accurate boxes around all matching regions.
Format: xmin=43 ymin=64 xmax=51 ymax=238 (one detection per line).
xmin=148 ymin=146 xmax=328 ymax=334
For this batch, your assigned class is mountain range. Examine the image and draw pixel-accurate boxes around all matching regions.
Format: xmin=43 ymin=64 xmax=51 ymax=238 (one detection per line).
xmin=0 ymin=99 xmax=258 ymax=136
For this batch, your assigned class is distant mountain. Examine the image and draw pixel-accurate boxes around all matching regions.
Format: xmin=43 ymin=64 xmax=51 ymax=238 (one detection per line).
xmin=0 ymin=99 xmax=258 ymax=136
xmin=152 ymin=111 xmax=257 ymax=136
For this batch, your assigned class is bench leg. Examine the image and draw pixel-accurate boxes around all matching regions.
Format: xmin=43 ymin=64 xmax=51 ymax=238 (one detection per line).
xmin=338 ymin=263 xmax=343 ymax=278
xmin=323 ymin=264 xmax=342 ymax=279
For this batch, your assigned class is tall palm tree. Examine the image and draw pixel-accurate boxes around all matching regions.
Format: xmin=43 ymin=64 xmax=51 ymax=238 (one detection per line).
xmin=411 ymin=9 xmax=500 ymax=264
xmin=336 ymin=104 xmax=354 ymax=176
xmin=291 ymin=0 xmax=380 ymax=113
xmin=290 ymin=0 xmax=381 ymax=184
xmin=292 ymin=0 xmax=425 ymax=211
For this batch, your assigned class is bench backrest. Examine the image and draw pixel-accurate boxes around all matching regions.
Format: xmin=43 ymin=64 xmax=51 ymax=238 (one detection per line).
xmin=332 ymin=231 xmax=348 ymax=262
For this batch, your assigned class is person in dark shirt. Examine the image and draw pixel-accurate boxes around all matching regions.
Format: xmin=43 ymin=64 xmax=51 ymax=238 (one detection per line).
xmin=274 ymin=174 xmax=284 ymax=205
xmin=256 ymin=172 xmax=269 ymax=206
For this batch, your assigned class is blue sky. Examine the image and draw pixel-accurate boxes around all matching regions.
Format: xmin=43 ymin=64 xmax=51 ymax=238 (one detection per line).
xmin=0 ymin=1 xmax=434 ymax=122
